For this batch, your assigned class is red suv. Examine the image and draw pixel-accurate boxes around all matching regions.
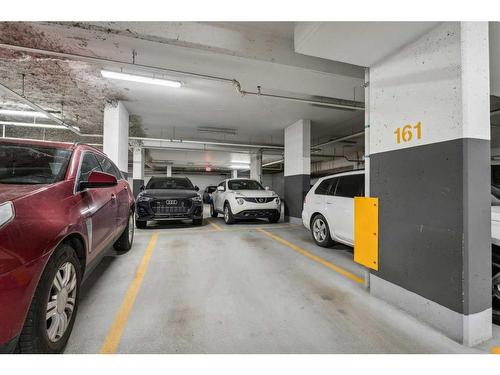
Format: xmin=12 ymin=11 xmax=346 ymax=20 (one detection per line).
xmin=0 ymin=139 xmax=135 ymax=353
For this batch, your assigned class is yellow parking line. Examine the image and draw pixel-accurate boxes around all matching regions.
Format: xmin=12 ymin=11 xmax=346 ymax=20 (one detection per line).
xmin=492 ymin=347 xmax=500 ymax=354
xmin=100 ymin=232 xmax=159 ymax=354
xmin=256 ymin=228 xmax=364 ymax=285
xmin=207 ymin=219 xmax=224 ymax=231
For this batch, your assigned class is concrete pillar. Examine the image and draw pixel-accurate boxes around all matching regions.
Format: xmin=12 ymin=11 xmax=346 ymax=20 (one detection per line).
xmin=368 ymin=22 xmax=491 ymax=346
xmin=103 ymin=101 xmax=129 ymax=176
xmin=166 ymin=163 xmax=173 ymax=177
xmin=284 ymin=119 xmax=311 ymax=224
xmin=250 ymin=151 xmax=262 ymax=182
xmin=132 ymin=147 xmax=144 ymax=197
xmin=232 ymin=169 xmax=238 ymax=179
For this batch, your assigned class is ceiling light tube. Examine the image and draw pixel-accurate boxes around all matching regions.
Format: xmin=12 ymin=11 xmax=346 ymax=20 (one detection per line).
xmin=101 ymin=70 xmax=182 ymax=88
xmin=230 ymin=164 xmax=250 ymax=170
xmin=0 ymin=121 xmax=80 ymax=132
xmin=0 ymin=109 xmax=48 ymax=118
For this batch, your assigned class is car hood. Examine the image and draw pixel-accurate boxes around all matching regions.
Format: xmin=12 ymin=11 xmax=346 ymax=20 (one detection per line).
xmin=140 ymin=189 xmax=199 ymax=199
xmin=492 ymin=206 xmax=500 ymax=222
xmin=0 ymin=183 xmax=51 ymax=205
xmin=231 ymin=190 xmax=277 ymax=198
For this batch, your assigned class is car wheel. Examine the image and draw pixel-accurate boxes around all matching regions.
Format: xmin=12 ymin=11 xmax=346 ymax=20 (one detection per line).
xmin=114 ymin=211 xmax=134 ymax=252
xmin=136 ymin=219 xmax=147 ymax=229
xmin=493 ymin=257 xmax=500 ymax=325
xmin=311 ymin=214 xmax=334 ymax=247
xmin=269 ymin=212 xmax=280 ymax=223
xmin=193 ymin=217 xmax=203 ymax=226
xmin=224 ymin=203 xmax=235 ymax=225
xmin=210 ymin=203 xmax=218 ymax=218
xmin=17 ymin=243 xmax=81 ymax=353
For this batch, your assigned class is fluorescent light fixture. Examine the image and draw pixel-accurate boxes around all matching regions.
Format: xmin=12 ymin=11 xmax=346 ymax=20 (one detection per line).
xmin=0 ymin=109 xmax=48 ymax=118
xmin=0 ymin=121 xmax=80 ymax=132
xmin=101 ymin=70 xmax=182 ymax=88
xmin=230 ymin=164 xmax=250 ymax=170
xmin=230 ymin=159 xmax=250 ymax=164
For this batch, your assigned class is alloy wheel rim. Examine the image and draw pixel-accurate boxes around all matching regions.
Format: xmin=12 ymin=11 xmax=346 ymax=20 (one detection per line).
xmin=128 ymin=214 xmax=134 ymax=243
xmin=46 ymin=262 xmax=77 ymax=342
xmin=313 ymin=219 xmax=327 ymax=242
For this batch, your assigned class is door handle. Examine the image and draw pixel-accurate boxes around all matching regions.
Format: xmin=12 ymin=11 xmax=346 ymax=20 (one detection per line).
xmin=326 ymin=202 xmax=333 ymax=205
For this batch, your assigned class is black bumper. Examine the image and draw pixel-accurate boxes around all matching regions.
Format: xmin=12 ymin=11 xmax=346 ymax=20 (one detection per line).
xmin=136 ymin=200 xmax=203 ymax=221
xmin=0 ymin=335 xmax=18 ymax=354
xmin=233 ymin=209 xmax=280 ymax=219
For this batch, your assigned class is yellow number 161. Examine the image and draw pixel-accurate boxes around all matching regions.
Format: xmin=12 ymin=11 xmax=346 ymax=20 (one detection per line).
xmin=394 ymin=122 xmax=422 ymax=144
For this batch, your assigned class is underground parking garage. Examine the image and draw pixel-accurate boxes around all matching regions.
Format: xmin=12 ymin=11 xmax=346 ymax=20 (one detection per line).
xmin=1 ymin=17 xmax=500 ymax=360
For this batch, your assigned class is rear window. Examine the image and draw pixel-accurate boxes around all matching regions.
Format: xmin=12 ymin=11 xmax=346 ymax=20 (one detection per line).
xmin=146 ymin=177 xmax=194 ymax=190
xmin=0 ymin=143 xmax=72 ymax=185
xmin=334 ymin=174 xmax=364 ymax=198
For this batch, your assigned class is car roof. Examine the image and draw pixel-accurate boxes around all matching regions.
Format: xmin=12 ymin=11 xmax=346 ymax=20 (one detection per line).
xmin=0 ymin=137 xmax=77 ymax=150
xmin=316 ymin=169 xmax=365 ymax=183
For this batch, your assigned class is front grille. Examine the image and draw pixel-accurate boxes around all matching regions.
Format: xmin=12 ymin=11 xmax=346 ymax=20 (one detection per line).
xmin=151 ymin=199 xmax=191 ymax=214
xmin=243 ymin=197 xmax=275 ymax=203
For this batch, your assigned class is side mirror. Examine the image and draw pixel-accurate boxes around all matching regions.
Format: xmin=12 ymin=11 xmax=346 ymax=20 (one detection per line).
xmin=195 ymin=185 xmax=200 ymax=191
xmin=217 ymin=185 xmax=225 ymax=191
xmin=140 ymin=185 xmax=145 ymax=191
xmin=265 ymin=186 xmax=270 ymax=190
xmin=80 ymin=171 xmax=117 ymax=191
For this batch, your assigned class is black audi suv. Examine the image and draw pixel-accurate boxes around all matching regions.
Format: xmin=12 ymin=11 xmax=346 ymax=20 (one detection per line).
xmin=135 ymin=176 xmax=203 ymax=228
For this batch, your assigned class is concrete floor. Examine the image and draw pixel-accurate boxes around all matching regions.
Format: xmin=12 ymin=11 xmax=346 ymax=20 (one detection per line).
xmin=65 ymin=206 xmax=498 ymax=354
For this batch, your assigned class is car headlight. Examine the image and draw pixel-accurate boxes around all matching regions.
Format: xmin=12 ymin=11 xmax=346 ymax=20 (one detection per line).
xmin=137 ymin=195 xmax=153 ymax=202
xmin=275 ymin=197 xmax=281 ymax=205
xmin=236 ymin=198 xmax=245 ymax=205
xmin=0 ymin=201 xmax=15 ymax=229
xmin=191 ymin=196 xmax=202 ymax=202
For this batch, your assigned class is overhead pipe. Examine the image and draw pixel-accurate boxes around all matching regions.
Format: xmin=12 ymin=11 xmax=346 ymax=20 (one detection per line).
xmin=313 ymin=130 xmax=365 ymax=148
xmin=232 ymin=81 xmax=364 ymax=111
xmin=0 ymin=42 xmax=365 ymax=112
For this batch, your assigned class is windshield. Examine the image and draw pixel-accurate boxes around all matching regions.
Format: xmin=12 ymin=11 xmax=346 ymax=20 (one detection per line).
xmin=228 ymin=179 xmax=264 ymax=191
xmin=0 ymin=143 xmax=72 ymax=185
xmin=146 ymin=177 xmax=194 ymax=190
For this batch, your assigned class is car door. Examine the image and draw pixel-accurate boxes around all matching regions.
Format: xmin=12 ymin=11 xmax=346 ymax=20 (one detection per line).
xmin=77 ymin=152 xmax=118 ymax=261
xmin=214 ymin=181 xmax=226 ymax=212
xmin=329 ymin=174 xmax=364 ymax=244
xmin=96 ymin=154 xmax=129 ymax=234
xmin=312 ymin=177 xmax=335 ymax=216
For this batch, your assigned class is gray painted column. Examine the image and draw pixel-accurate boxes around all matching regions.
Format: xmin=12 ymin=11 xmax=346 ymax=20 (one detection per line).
xmin=132 ymin=147 xmax=144 ymax=197
xmin=368 ymin=22 xmax=491 ymax=346
xmin=166 ymin=163 xmax=173 ymax=177
xmin=284 ymin=119 xmax=311 ymax=224
xmin=250 ymin=151 xmax=262 ymax=182
xmin=103 ymin=100 xmax=129 ymax=177
xmin=232 ymin=169 xmax=238 ymax=179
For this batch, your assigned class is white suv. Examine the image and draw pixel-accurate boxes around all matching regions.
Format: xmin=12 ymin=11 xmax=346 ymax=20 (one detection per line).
xmin=302 ymin=170 xmax=364 ymax=247
xmin=211 ymin=178 xmax=281 ymax=224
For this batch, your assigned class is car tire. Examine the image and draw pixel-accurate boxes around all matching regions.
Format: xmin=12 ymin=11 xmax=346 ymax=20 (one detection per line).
xmin=17 ymin=243 xmax=82 ymax=353
xmin=224 ymin=203 xmax=235 ymax=225
xmin=193 ymin=218 xmax=203 ymax=226
xmin=114 ymin=211 xmax=134 ymax=252
xmin=493 ymin=252 xmax=500 ymax=325
xmin=136 ymin=219 xmax=147 ymax=229
xmin=269 ymin=212 xmax=280 ymax=223
xmin=311 ymin=214 xmax=334 ymax=247
xmin=210 ymin=203 xmax=218 ymax=218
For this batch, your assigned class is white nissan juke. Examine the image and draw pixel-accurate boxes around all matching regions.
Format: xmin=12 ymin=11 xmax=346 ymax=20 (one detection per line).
xmin=210 ymin=178 xmax=281 ymax=224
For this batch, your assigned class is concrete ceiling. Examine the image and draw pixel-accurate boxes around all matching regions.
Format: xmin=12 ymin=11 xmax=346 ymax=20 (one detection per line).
xmin=294 ymin=22 xmax=441 ymax=67
xmin=0 ymin=22 xmax=365 ymax=149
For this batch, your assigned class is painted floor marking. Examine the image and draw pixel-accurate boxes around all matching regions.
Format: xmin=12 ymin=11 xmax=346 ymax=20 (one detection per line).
xmin=257 ymin=228 xmax=364 ymax=285
xmin=100 ymin=232 xmax=159 ymax=354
